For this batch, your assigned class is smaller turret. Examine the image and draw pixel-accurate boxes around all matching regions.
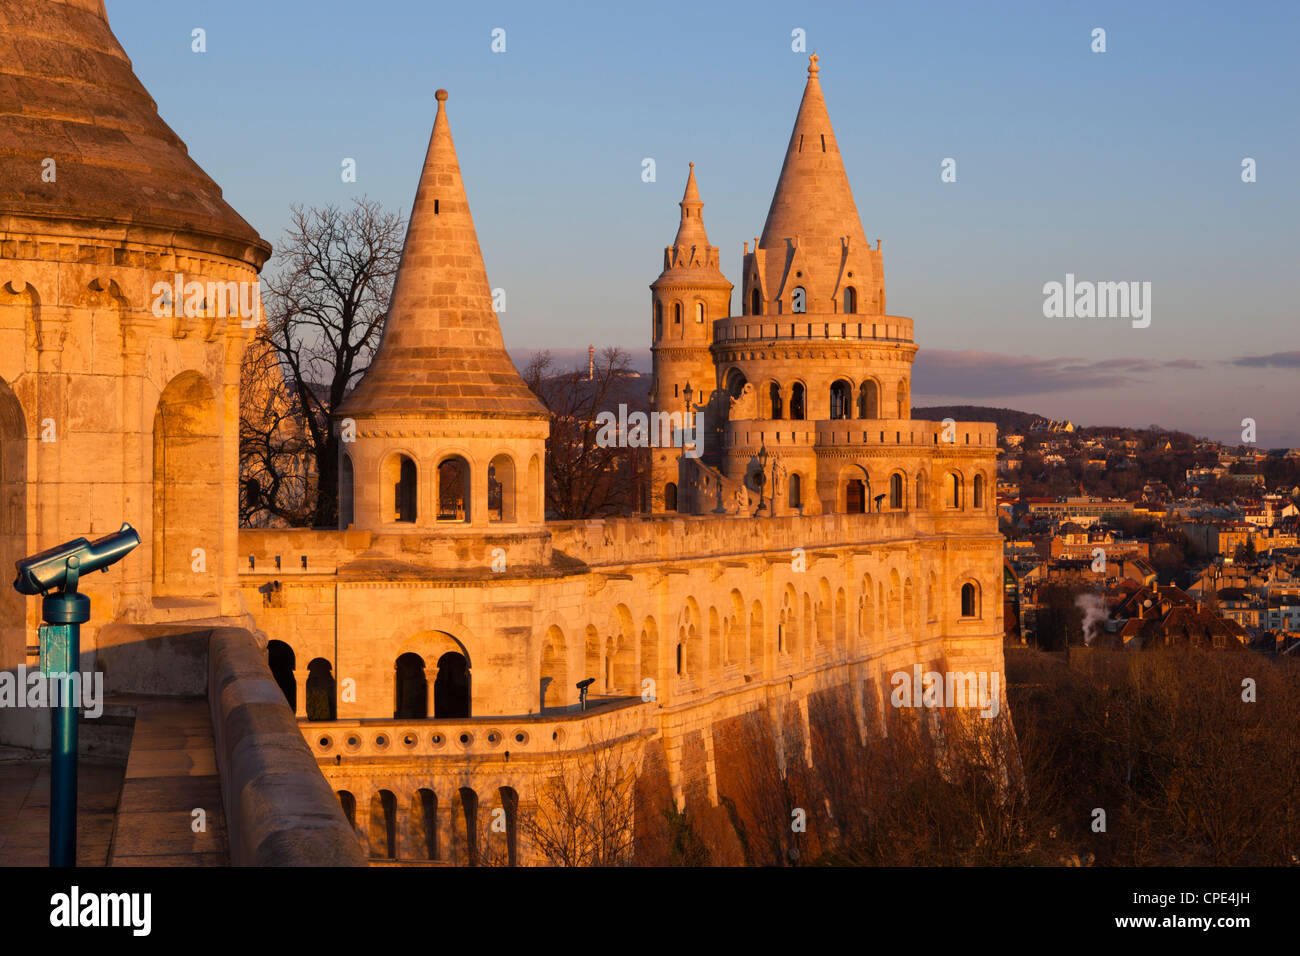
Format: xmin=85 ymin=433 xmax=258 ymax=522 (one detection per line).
xmin=648 ymin=164 xmax=732 ymax=512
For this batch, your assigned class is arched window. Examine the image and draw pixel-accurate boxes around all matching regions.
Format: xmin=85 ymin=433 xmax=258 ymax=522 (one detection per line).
xmin=961 ymin=582 xmax=978 ymax=618
xmin=382 ymin=454 xmax=417 ymax=523
xmin=791 ymin=286 xmax=807 ymax=314
xmin=488 ymin=454 xmax=516 ymax=522
xmin=695 ymin=302 xmax=705 ymax=323
xmin=654 ymin=301 xmax=663 ymax=339
xmin=843 ymin=287 xmax=857 ymax=314
xmin=665 ymin=482 xmax=678 ymax=512
xmin=394 ymin=653 xmax=428 ymax=718
xmin=267 ymin=641 xmax=296 ymax=711
xmin=830 ymin=379 xmax=852 ymax=420
xmin=889 ymin=473 xmax=904 ymax=509
xmin=725 ymin=367 xmax=748 ymax=399
xmin=896 ymin=380 xmax=908 ymax=417
xmin=305 ymin=658 xmax=336 ymax=721
xmin=790 ymin=382 xmax=806 ymax=420
xmin=768 ymin=382 xmax=783 ymax=420
xmin=673 ymin=303 xmax=682 ymax=324
xmin=789 ymin=473 xmax=802 ymax=510
xmin=949 ymin=473 xmax=962 ymax=508
xmin=434 ymin=651 xmax=471 ymax=718
xmin=414 ymin=789 xmax=438 ymax=861
xmin=973 ymin=473 xmax=985 ymax=509
xmin=750 ymin=288 xmax=762 ymax=315
xmin=858 ymin=380 xmax=879 ymax=419
xmin=370 ymin=791 xmax=397 ymax=859
xmin=437 ymin=457 xmax=469 ymax=521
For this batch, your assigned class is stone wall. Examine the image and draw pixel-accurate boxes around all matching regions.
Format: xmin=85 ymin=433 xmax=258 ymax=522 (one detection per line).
xmin=207 ymin=626 xmax=365 ymax=866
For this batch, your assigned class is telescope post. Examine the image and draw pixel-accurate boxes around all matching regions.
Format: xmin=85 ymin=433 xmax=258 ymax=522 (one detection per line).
xmin=39 ymin=564 xmax=90 ymax=868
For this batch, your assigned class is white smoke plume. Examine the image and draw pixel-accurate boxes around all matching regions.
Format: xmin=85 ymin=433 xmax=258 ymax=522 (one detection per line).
xmin=1076 ymin=593 xmax=1108 ymax=646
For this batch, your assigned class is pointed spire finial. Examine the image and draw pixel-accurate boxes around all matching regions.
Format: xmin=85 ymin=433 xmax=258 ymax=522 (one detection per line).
xmin=808 ymin=53 xmax=819 ymax=77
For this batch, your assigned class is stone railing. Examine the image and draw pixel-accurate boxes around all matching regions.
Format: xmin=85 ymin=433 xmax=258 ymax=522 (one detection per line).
xmin=208 ymin=627 xmax=366 ymax=866
xmin=712 ymin=314 xmax=915 ymax=345
xmin=723 ymin=419 xmax=997 ymax=452
xmin=302 ymin=697 xmax=653 ymax=762
xmin=548 ymin=510 xmax=916 ymax=568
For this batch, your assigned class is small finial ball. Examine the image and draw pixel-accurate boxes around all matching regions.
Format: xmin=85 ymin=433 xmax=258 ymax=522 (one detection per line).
xmin=435 ymin=89 xmax=448 ymax=102
xmin=808 ymin=53 xmax=819 ymax=76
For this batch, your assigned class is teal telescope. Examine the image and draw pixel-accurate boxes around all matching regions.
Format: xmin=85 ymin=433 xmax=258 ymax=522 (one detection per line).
xmin=11 ymin=523 xmax=139 ymax=866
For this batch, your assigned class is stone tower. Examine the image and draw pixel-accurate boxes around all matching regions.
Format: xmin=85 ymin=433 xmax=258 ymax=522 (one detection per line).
xmin=648 ymin=164 xmax=732 ymax=512
xmin=0 ymin=0 xmax=271 ymax=747
xmin=705 ymin=54 xmax=919 ymax=516
xmin=335 ymin=90 xmax=549 ymax=531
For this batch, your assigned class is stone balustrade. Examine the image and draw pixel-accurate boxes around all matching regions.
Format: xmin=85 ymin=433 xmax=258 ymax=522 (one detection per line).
xmin=303 ymin=696 xmax=652 ymax=761
xmin=711 ymin=314 xmax=915 ymax=345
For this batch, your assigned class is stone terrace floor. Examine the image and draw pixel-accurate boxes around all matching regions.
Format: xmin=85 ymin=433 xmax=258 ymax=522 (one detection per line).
xmin=0 ymin=697 xmax=228 ymax=866
xmin=0 ymin=755 xmax=123 ymax=866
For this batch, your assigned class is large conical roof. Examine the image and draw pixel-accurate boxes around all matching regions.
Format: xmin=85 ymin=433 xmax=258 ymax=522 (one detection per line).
xmin=0 ymin=0 xmax=269 ymax=263
xmin=759 ymin=55 xmax=869 ymax=254
xmin=338 ymin=90 xmax=547 ymax=421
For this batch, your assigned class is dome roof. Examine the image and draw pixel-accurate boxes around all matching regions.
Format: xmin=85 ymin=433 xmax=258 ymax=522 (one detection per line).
xmin=0 ymin=0 xmax=269 ymax=264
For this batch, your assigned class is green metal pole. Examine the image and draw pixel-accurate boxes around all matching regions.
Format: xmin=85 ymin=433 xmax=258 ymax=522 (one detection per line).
xmin=40 ymin=591 xmax=90 ymax=868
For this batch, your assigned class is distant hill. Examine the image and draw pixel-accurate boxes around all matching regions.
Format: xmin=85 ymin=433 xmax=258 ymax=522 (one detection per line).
xmin=913 ymin=406 xmax=1047 ymax=434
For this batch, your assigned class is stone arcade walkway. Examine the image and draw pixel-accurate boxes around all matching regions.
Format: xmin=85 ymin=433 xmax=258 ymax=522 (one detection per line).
xmin=109 ymin=699 xmax=228 ymax=866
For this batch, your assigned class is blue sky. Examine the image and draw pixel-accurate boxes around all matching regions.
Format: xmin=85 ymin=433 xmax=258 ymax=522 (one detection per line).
xmin=106 ymin=0 xmax=1300 ymax=444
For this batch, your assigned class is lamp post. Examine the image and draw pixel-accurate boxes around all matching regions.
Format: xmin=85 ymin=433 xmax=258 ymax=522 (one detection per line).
xmin=12 ymin=523 xmax=140 ymax=867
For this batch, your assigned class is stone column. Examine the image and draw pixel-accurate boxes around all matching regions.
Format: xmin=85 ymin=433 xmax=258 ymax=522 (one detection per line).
xmin=119 ymin=311 xmax=153 ymax=617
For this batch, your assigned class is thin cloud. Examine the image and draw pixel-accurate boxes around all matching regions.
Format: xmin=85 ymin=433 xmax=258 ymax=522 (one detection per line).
xmin=1228 ymin=351 xmax=1300 ymax=368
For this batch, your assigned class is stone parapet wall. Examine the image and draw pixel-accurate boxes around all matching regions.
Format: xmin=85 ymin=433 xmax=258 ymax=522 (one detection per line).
xmin=207 ymin=626 xmax=366 ymax=866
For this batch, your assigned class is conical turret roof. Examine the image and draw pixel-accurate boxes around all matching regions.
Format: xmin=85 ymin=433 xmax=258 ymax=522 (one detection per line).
xmin=338 ymin=90 xmax=547 ymax=421
xmin=759 ymin=55 xmax=869 ymax=255
xmin=672 ymin=162 xmax=709 ymax=248
xmin=0 ymin=0 xmax=269 ymax=263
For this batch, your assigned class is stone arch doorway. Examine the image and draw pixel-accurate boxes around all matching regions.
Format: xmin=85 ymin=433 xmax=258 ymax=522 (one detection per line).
xmin=267 ymin=640 xmax=296 ymax=711
xmin=394 ymin=652 xmax=428 ymax=718
xmin=153 ymin=371 xmax=220 ymax=598
xmin=839 ymin=465 xmax=872 ymax=514
xmin=846 ymin=479 xmax=866 ymax=514
xmin=434 ymin=651 xmax=471 ymax=718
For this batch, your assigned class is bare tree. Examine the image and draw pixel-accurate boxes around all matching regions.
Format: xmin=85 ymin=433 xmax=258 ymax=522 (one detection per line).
xmin=241 ymin=197 xmax=405 ymax=527
xmin=239 ymin=334 xmax=313 ymax=526
xmin=523 ymin=347 xmax=647 ymax=519
xmin=520 ymin=735 xmax=637 ymax=866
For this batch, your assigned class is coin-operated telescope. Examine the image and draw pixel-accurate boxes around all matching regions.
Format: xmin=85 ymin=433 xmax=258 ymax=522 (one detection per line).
xmin=14 ymin=523 xmax=141 ymax=601
xmin=11 ymin=523 xmax=140 ymax=866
